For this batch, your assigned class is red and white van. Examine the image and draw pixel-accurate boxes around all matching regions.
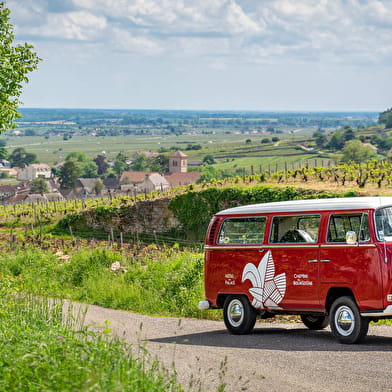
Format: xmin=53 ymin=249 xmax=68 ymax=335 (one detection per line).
xmin=198 ymin=197 xmax=392 ymax=343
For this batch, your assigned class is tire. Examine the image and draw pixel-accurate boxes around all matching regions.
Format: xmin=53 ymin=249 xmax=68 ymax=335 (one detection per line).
xmin=329 ymin=296 xmax=369 ymax=344
xmin=300 ymin=314 xmax=329 ymax=330
xmin=223 ymin=295 xmax=257 ymax=335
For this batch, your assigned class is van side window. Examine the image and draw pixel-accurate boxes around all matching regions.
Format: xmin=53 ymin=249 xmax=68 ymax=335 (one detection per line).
xmin=217 ymin=217 xmax=266 ymax=244
xmin=327 ymin=213 xmax=370 ymax=242
xmin=270 ymin=215 xmax=320 ymax=243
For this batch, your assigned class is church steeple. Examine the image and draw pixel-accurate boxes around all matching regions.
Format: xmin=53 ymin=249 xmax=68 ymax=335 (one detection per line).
xmin=169 ymin=150 xmax=187 ymax=173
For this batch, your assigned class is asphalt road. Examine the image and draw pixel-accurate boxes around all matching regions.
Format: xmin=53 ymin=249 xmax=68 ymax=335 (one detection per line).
xmin=81 ymin=304 xmax=392 ymax=392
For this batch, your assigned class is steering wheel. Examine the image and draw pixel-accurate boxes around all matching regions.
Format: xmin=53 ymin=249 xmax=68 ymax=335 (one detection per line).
xmin=280 ymin=229 xmax=313 ymax=243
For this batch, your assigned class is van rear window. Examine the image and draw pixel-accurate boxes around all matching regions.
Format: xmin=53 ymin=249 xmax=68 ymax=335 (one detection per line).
xmin=217 ymin=217 xmax=266 ymax=244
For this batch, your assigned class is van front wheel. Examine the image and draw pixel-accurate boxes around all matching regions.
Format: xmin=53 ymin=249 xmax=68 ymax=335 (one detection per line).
xmin=329 ymin=296 xmax=369 ymax=344
xmin=223 ymin=295 xmax=257 ymax=335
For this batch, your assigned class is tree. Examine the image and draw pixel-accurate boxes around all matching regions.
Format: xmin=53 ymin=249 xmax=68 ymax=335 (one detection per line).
xmin=203 ymin=155 xmax=216 ymax=165
xmin=93 ymin=154 xmax=109 ymax=175
xmin=94 ymin=178 xmax=104 ymax=195
xmin=65 ymin=151 xmax=98 ymax=178
xmin=59 ymin=160 xmax=81 ymax=189
xmin=80 ymin=161 xmax=98 ymax=178
xmin=130 ymin=154 xmax=148 ymax=171
xmin=113 ymin=159 xmax=127 ymax=177
xmin=66 ymin=152 xmax=89 ymax=162
xmin=341 ymin=140 xmax=377 ymax=164
xmin=0 ymin=147 xmax=8 ymax=160
xmin=30 ymin=178 xmax=49 ymax=194
xmin=113 ymin=152 xmax=128 ymax=177
xmin=313 ymin=132 xmax=327 ymax=147
xmin=9 ymin=147 xmax=37 ymax=167
xmin=379 ymin=107 xmax=392 ymax=129
xmin=0 ymin=2 xmax=40 ymax=132
xmin=150 ymin=154 xmax=169 ymax=172
xmin=342 ymin=126 xmax=355 ymax=142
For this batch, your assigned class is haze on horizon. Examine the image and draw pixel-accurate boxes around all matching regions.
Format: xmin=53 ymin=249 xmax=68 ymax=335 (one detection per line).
xmin=8 ymin=0 xmax=392 ymax=113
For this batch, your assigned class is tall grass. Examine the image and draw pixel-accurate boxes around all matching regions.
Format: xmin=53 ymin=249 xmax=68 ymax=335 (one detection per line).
xmin=0 ymin=245 xmax=208 ymax=319
xmin=0 ymin=277 xmax=184 ymax=392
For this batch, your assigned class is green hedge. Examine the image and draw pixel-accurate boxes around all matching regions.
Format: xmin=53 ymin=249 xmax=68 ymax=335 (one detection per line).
xmin=168 ymin=185 xmax=357 ymax=240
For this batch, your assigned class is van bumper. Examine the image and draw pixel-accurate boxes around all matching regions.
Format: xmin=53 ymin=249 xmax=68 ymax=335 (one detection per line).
xmin=361 ymin=305 xmax=392 ymax=317
xmin=198 ymin=300 xmax=210 ymax=310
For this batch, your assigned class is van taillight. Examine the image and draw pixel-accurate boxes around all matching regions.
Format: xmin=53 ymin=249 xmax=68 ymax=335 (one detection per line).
xmin=208 ymin=218 xmax=220 ymax=245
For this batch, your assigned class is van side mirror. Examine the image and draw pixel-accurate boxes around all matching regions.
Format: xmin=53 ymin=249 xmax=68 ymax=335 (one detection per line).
xmin=346 ymin=231 xmax=357 ymax=244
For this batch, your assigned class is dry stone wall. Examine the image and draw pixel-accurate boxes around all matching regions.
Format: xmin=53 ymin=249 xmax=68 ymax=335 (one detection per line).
xmin=84 ymin=198 xmax=180 ymax=234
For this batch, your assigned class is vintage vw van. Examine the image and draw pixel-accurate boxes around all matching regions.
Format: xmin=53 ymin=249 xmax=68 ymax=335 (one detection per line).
xmin=198 ymin=197 xmax=392 ymax=344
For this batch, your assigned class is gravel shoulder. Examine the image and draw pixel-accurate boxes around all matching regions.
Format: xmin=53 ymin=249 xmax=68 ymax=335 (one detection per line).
xmin=80 ymin=304 xmax=392 ymax=392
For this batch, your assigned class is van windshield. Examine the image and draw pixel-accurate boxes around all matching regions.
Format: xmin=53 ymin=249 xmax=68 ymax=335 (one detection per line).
xmin=375 ymin=207 xmax=392 ymax=241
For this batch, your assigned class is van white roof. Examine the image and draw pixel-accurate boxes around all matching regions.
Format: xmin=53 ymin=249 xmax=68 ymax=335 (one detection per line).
xmin=216 ymin=197 xmax=392 ymax=215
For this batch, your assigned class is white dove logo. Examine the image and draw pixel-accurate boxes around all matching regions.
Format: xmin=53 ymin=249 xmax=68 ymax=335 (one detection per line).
xmin=242 ymin=251 xmax=286 ymax=309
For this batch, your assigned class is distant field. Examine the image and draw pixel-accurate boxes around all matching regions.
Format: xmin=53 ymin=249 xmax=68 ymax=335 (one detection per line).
xmin=4 ymin=129 xmax=320 ymax=166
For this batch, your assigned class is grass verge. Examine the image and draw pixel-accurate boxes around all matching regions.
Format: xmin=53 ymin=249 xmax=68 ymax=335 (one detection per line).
xmin=0 ymin=244 xmax=216 ymax=319
xmin=0 ymin=276 xmax=184 ymax=392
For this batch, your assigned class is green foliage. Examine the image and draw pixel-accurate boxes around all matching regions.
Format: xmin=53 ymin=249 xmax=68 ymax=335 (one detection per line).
xmin=93 ymin=154 xmax=109 ymax=175
xmin=169 ymin=185 xmax=351 ymax=240
xmin=131 ymin=153 xmax=148 ymax=171
xmin=379 ymin=107 xmax=392 ymax=129
xmin=150 ymin=153 xmax=169 ymax=172
xmin=65 ymin=151 xmax=90 ymax=162
xmin=113 ymin=157 xmax=128 ymax=177
xmin=0 ymin=246 xmax=205 ymax=318
xmin=56 ymin=211 xmax=88 ymax=231
xmin=0 ymin=292 xmax=184 ymax=391
xmin=197 ymin=165 xmax=232 ymax=183
xmin=203 ymin=154 xmax=216 ymax=165
xmin=29 ymin=177 xmax=49 ymax=194
xmin=0 ymin=2 xmax=41 ymax=132
xmin=64 ymin=248 xmax=120 ymax=286
xmin=313 ymin=131 xmax=327 ymax=147
xmin=0 ymin=146 xmax=8 ymax=159
xmin=370 ymin=134 xmax=392 ymax=151
xmin=9 ymin=147 xmax=37 ymax=166
xmin=59 ymin=160 xmax=81 ymax=189
xmin=341 ymin=139 xmax=377 ymax=163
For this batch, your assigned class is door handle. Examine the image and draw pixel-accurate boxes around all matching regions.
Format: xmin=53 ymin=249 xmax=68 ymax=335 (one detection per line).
xmin=308 ymin=259 xmax=318 ymax=263
xmin=258 ymin=249 xmax=265 ymax=253
xmin=320 ymin=259 xmax=330 ymax=263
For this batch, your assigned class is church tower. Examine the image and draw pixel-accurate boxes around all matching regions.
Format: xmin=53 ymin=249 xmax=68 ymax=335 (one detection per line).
xmin=169 ymin=150 xmax=188 ymax=173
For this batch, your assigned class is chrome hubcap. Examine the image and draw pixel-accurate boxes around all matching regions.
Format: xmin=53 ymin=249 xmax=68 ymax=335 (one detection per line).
xmin=228 ymin=299 xmax=244 ymax=327
xmin=335 ymin=305 xmax=355 ymax=336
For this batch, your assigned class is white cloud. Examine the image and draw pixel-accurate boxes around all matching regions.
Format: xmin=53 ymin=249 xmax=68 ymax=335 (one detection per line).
xmin=7 ymin=0 xmax=392 ymax=65
xmin=113 ymin=28 xmax=164 ymax=55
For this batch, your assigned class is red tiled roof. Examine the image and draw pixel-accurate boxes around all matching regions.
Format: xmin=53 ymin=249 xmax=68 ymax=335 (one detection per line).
xmin=165 ymin=172 xmax=200 ymax=187
xmin=120 ymin=171 xmax=157 ymax=183
xmin=169 ymin=150 xmax=187 ymax=158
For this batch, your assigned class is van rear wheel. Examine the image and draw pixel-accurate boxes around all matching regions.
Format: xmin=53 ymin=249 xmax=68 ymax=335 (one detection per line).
xmin=300 ymin=314 xmax=329 ymax=330
xmin=329 ymin=296 xmax=369 ymax=344
xmin=223 ymin=295 xmax=257 ymax=335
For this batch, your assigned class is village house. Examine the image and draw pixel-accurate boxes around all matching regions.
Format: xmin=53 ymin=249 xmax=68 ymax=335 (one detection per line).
xmin=17 ymin=163 xmax=52 ymax=181
xmin=120 ymin=171 xmax=170 ymax=194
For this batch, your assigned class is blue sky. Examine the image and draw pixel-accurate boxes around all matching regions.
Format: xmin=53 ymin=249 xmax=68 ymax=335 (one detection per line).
xmin=7 ymin=0 xmax=392 ymax=112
